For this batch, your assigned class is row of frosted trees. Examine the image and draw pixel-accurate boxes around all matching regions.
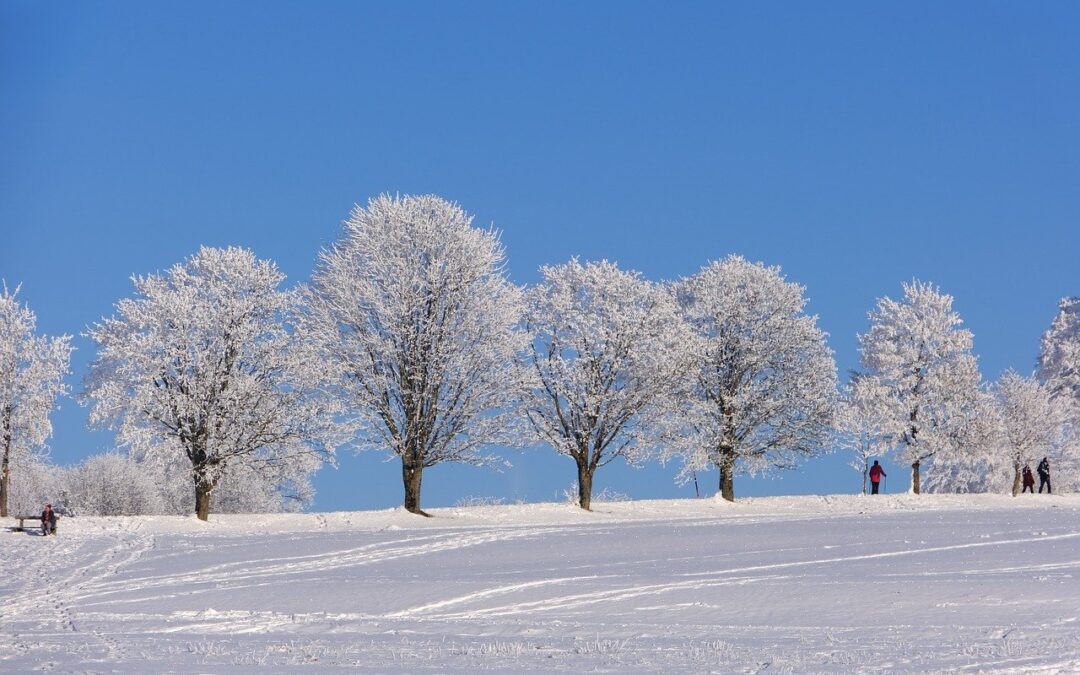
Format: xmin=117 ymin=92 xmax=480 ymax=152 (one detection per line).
xmin=3 ymin=194 xmax=1078 ymax=520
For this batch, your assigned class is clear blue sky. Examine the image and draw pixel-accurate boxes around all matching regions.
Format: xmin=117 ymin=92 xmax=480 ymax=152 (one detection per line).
xmin=2 ymin=2 xmax=1077 ymax=510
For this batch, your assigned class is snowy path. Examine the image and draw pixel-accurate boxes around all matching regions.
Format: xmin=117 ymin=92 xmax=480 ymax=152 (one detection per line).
xmin=2 ymin=494 xmax=1079 ymax=673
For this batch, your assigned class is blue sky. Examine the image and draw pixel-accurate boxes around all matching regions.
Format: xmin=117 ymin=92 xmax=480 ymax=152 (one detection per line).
xmin=2 ymin=2 xmax=1077 ymax=510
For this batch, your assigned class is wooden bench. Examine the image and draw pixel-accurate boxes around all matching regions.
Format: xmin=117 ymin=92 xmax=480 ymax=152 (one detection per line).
xmin=9 ymin=515 xmax=49 ymax=533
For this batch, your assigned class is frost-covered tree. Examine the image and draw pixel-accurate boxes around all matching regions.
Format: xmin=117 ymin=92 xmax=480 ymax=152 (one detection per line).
xmin=210 ymin=456 xmax=316 ymax=513
xmin=920 ymin=388 xmax=1004 ymax=494
xmin=837 ymin=374 xmax=890 ymax=494
xmin=302 ymin=194 xmax=527 ymax=516
xmin=856 ymin=281 xmax=983 ymax=494
xmin=63 ymin=452 xmax=165 ymax=516
xmin=991 ymin=370 xmax=1072 ymax=496
xmin=1038 ymin=297 xmax=1080 ymax=411
xmin=8 ymin=454 xmax=62 ymax=517
xmin=0 ymin=284 xmax=72 ymax=517
xmin=522 ymin=259 xmax=691 ymax=510
xmin=666 ymin=256 xmax=837 ymax=502
xmin=83 ymin=246 xmax=344 ymax=521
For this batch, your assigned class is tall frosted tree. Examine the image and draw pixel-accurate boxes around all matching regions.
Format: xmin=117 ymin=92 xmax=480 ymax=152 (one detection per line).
xmin=919 ymin=388 xmax=1003 ymax=494
xmin=837 ymin=374 xmax=890 ymax=495
xmin=83 ymin=247 xmax=344 ymax=521
xmin=0 ymin=285 xmax=72 ymax=517
xmin=522 ymin=259 xmax=692 ymax=510
xmin=302 ymin=194 xmax=526 ymax=516
xmin=856 ymin=280 xmax=983 ymax=494
xmin=666 ymin=256 xmax=837 ymax=501
xmin=1038 ymin=296 xmax=1080 ymax=410
xmin=992 ymin=370 xmax=1072 ymax=496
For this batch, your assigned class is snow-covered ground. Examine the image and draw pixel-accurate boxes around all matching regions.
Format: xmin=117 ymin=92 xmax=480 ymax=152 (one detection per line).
xmin=2 ymin=494 xmax=1079 ymax=673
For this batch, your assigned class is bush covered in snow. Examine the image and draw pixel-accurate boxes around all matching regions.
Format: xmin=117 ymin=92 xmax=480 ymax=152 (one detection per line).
xmin=61 ymin=452 xmax=164 ymax=516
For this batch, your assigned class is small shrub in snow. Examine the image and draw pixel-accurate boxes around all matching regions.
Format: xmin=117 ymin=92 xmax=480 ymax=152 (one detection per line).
xmin=595 ymin=487 xmax=630 ymax=502
xmin=448 ymin=640 xmax=529 ymax=657
xmin=562 ymin=482 xmax=630 ymax=504
xmin=684 ymin=639 xmax=742 ymax=662
xmin=571 ymin=635 xmax=630 ymax=655
xmin=453 ymin=495 xmax=506 ymax=507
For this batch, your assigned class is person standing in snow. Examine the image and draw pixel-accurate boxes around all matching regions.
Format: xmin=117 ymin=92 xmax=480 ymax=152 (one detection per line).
xmin=1037 ymin=457 xmax=1051 ymax=494
xmin=41 ymin=503 xmax=57 ymax=535
xmin=1022 ymin=465 xmax=1035 ymax=493
xmin=869 ymin=460 xmax=886 ymax=494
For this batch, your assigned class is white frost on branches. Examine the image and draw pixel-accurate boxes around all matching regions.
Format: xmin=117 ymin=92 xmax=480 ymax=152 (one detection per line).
xmin=301 ymin=194 xmax=527 ymax=515
xmin=991 ymin=370 xmax=1073 ymax=496
xmin=7 ymin=454 xmax=60 ymax=517
xmin=837 ymin=375 xmax=890 ymax=494
xmin=62 ymin=452 xmax=165 ymax=516
xmin=666 ymin=256 xmax=837 ymax=501
xmin=856 ymin=280 xmax=983 ymax=494
xmin=0 ymin=283 xmax=73 ymax=516
xmin=1038 ymin=296 xmax=1080 ymax=412
xmin=82 ymin=247 xmax=344 ymax=521
xmin=919 ymin=388 xmax=1003 ymax=495
xmin=521 ymin=258 xmax=692 ymax=510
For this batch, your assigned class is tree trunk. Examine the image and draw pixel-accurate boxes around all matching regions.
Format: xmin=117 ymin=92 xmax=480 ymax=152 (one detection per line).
xmin=718 ymin=448 xmax=735 ymax=502
xmin=576 ymin=459 xmax=594 ymax=511
xmin=911 ymin=460 xmax=921 ymax=495
xmin=1011 ymin=463 xmax=1022 ymax=497
xmin=194 ymin=471 xmax=214 ymax=522
xmin=402 ymin=461 xmax=430 ymax=517
xmin=861 ymin=460 xmax=868 ymax=495
xmin=0 ymin=454 xmax=8 ymax=518
xmin=1 ymin=427 xmax=10 ymax=517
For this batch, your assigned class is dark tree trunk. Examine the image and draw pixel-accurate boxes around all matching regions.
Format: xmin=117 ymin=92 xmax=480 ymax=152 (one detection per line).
xmin=194 ymin=470 xmax=215 ymax=522
xmin=862 ymin=464 xmax=868 ymax=495
xmin=1011 ymin=462 xmax=1022 ymax=497
xmin=907 ymin=410 xmax=920 ymax=495
xmin=0 ymin=453 xmax=8 ymax=518
xmin=718 ymin=448 xmax=735 ymax=502
xmin=576 ymin=459 xmax=594 ymax=511
xmin=402 ymin=461 xmax=430 ymax=517
xmin=1 ymin=421 xmax=10 ymax=517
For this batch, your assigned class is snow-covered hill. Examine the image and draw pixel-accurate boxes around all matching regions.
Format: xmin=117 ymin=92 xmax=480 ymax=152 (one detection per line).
xmin=3 ymin=494 xmax=1079 ymax=673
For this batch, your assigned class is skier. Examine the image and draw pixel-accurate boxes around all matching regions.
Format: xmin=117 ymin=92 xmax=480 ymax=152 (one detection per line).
xmin=869 ymin=460 xmax=886 ymax=495
xmin=1021 ymin=465 xmax=1035 ymax=494
xmin=1037 ymin=457 xmax=1051 ymax=494
xmin=41 ymin=503 xmax=58 ymax=536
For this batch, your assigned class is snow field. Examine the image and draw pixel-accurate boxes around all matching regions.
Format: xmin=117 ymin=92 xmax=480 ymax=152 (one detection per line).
xmin=2 ymin=494 xmax=1079 ymax=673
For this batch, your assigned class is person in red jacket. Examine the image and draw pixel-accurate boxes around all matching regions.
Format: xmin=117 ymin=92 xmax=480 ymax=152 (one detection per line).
xmin=869 ymin=460 xmax=886 ymax=494
xmin=1022 ymin=465 xmax=1035 ymax=493
xmin=41 ymin=503 xmax=58 ymax=536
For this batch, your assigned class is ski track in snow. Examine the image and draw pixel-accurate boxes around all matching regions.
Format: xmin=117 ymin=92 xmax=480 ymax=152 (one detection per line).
xmin=2 ymin=495 xmax=1080 ymax=673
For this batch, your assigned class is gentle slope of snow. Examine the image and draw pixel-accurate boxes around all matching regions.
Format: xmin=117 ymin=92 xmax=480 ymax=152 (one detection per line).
xmin=2 ymin=494 xmax=1079 ymax=673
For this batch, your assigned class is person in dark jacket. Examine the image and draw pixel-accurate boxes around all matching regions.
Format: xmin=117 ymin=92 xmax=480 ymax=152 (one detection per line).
xmin=41 ymin=503 xmax=58 ymax=535
xmin=1022 ymin=465 xmax=1035 ymax=493
xmin=1037 ymin=457 xmax=1051 ymax=494
xmin=869 ymin=460 xmax=886 ymax=494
